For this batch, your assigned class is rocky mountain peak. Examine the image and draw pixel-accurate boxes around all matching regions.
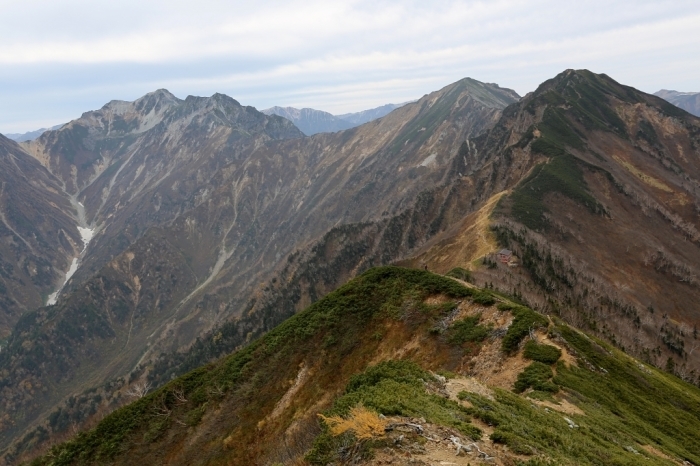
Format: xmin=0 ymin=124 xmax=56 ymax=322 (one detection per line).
xmin=132 ymin=88 xmax=182 ymax=115
xmin=4 ymin=71 xmax=700 ymax=465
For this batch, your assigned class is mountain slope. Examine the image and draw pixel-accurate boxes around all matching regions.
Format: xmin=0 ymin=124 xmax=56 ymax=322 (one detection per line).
xmin=5 ymin=70 xmax=700 ymax=463
xmin=261 ymin=106 xmax=355 ymax=135
xmin=26 ymin=267 xmax=700 ymax=465
xmin=0 ymin=135 xmax=80 ymax=337
xmin=406 ymin=69 xmax=700 ymax=382
xmin=0 ymin=78 xmax=520 ymax=455
xmin=655 ymin=89 xmax=700 ymax=117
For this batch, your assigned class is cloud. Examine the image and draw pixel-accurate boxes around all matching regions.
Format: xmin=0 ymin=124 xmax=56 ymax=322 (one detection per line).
xmin=1 ymin=0 xmax=699 ymax=132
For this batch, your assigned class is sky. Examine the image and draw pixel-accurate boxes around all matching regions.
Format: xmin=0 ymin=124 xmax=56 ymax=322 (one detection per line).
xmin=1 ymin=0 xmax=699 ymax=134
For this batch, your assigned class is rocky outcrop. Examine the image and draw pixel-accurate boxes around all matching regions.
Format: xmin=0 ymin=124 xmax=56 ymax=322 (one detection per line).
xmin=0 ymin=135 xmax=80 ymax=336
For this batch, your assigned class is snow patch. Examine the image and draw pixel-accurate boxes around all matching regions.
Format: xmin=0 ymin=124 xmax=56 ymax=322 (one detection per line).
xmin=47 ymin=258 xmax=79 ymax=306
xmin=419 ymin=153 xmax=437 ymax=168
xmin=78 ymin=226 xmax=94 ymax=251
xmin=46 ymin=225 xmax=95 ymax=306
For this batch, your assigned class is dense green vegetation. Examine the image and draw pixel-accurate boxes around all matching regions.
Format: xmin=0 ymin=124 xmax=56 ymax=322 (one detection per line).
xmin=509 ymin=150 xmax=604 ymax=231
xmin=514 ymin=362 xmax=559 ymax=393
xmin=30 ymin=267 xmax=479 ymax=465
xmin=459 ymin=320 xmax=700 ymax=464
xmin=524 ymin=340 xmax=562 ymax=364
xmin=553 ymin=325 xmax=700 ymax=463
xmin=28 ymin=266 xmax=700 ymax=466
xmin=499 ymin=303 xmax=549 ymax=353
xmin=447 ymin=314 xmax=492 ymax=345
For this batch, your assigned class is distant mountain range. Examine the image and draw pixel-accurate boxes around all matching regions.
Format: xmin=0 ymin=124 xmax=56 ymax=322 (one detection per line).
xmin=260 ymin=106 xmax=354 ymax=135
xmin=655 ymin=89 xmax=700 ymax=117
xmin=4 ymin=124 xmax=64 ymax=142
xmin=262 ymin=102 xmax=407 ymax=135
xmin=6 ymin=102 xmax=404 ymax=144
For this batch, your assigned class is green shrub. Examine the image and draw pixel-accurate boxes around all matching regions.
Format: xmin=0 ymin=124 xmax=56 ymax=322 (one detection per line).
xmin=514 ymin=362 xmax=558 ymax=394
xmin=472 ymin=292 xmax=496 ymax=306
xmin=490 ymin=429 xmax=534 ymax=455
xmin=448 ymin=315 xmax=492 ymax=345
xmin=184 ymin=404 xmax=206 ymax=426
xmin=502 ymin=307 xmax=549 ymax=353
xmin=523 ymin=341 xmax=562 ymax=364
xmin=345 ymin=360 xmax=428 ymax=393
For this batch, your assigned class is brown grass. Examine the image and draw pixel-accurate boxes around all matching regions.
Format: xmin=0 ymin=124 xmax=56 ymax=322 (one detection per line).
xmin=400 ymin=190 xmax=507 ymax=274
xmin=318 ymin=405 xmax=387 ymax=440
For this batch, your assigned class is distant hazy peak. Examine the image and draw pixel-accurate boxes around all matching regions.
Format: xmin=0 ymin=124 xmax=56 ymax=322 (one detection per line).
xmin=655 ymin=89 xmax=700 ymax=98
xmin=335 ymin=102 xmax=409 ymax=126
xmin=446 ymin=77 xmax=521 ymax=108
xmin=654 ymin=89 xmax=700 ymax=117
xmin=3 ymin=124 xmax=64 ymax=142
xmin=262 ymin=106 xmax=336 ymax=119
xmin=97 ymin=88 xmax=182 ymax=116
xmin=261 ymin=106 xmax=353 ymax=136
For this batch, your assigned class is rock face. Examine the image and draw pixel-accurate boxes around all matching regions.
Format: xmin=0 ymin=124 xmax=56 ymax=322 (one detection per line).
xmin=655 ymin=89 xmax=700 ymax=117
xmin=0 ymin=135 xmax=80 ymax=337
xmin=0 ymin=78 xmax=519 ymax=454
xmin=408 ymin=70 xmax=700 ymax=380
xmin=261 ymin=106 xmax=355 ymax=135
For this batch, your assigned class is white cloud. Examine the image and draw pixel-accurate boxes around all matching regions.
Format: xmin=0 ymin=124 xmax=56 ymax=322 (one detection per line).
xmin=1 ymin=0 xmax=699 ymax=132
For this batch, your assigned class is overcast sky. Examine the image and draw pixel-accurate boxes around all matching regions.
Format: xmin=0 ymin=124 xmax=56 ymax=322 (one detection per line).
xmin=1 ymin=0 xmax=699 ymax=134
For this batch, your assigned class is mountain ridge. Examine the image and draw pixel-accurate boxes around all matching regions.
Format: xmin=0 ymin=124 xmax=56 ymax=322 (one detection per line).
xmin=405 ymin=68 xmax=700 ymax=380
xmin=2 ymin=70 xmax=700 ymax=463
xmin=22 ymin=267 xmax=700 ymax=465
xmin=0 ymin=77 xmax=520 ymax=457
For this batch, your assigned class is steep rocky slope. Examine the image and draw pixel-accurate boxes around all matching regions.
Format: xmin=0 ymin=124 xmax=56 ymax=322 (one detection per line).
xmin=655 ymin=89 xmax=700 ymax=117
xmin=406 ymin=70 xmax=700 ymax=382
xmin=0 ymin=78 xmax=519 ymax=456
xmin=0 ymin=135 xmax=81 ymax=337
xmin=8 ymin=70 xmax=700 ymax=463
xmin=25 ymin=267 xmax=700 ymax=465
xmin=12 ymin=69 xmax=700 ymax=461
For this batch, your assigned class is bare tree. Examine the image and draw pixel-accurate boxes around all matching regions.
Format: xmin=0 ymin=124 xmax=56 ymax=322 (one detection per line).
xmin=125 ymin=381 xmax=151 ymax=399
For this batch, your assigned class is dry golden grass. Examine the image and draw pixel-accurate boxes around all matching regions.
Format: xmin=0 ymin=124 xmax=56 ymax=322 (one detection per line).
xmin=613 ymin=155 xmax=673 ymax=192
xmin=400 ymin=190 xmax=507 ymax=274
xmin=318 ymin=405 xmax=387 ymax=440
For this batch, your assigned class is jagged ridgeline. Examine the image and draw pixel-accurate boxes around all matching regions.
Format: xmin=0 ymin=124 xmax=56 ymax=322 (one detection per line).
xmin=407 ymin=69 xmax=700 ymax=388
xmin=29 ymin=268 xmax=700 ymax=465
xmin=0 ymin=76 xmax=521 ymax=457
xmin=4 ymin=69 xmax=700 ymax=464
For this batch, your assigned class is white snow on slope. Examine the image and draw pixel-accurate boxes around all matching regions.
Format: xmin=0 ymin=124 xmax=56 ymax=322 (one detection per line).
xmin=46 ymin=225 xmax=95 ymax=306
